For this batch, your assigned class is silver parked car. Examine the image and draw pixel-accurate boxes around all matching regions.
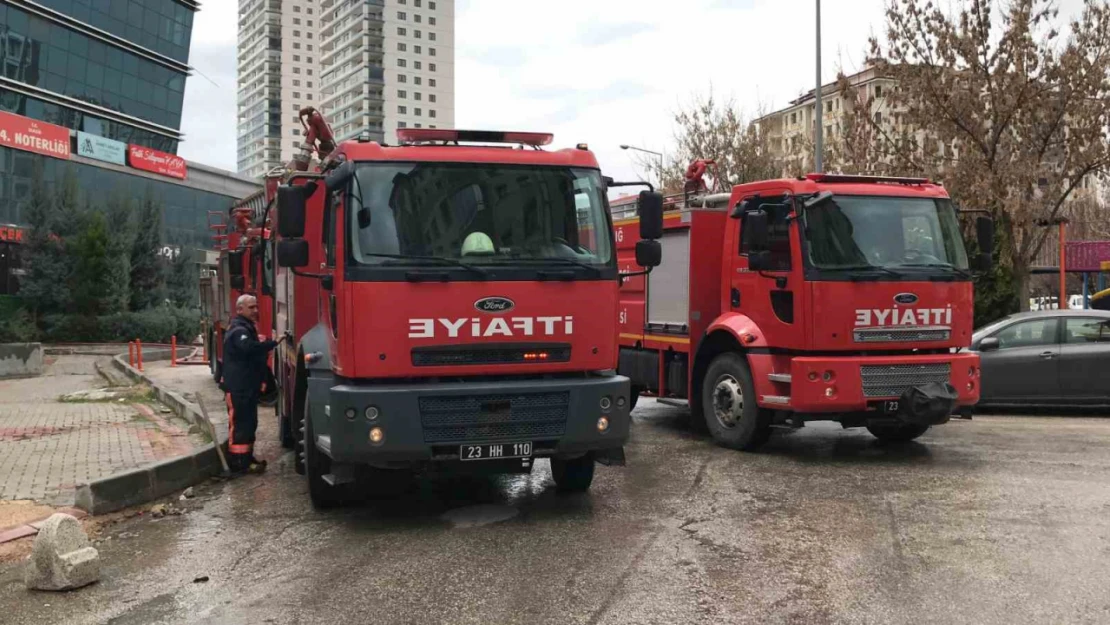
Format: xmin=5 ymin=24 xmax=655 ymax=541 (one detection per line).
xmin=971 ymin=310 xmax=1110 ymax=407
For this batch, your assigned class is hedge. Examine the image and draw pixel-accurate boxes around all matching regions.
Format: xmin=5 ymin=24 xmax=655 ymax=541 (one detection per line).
xmin=38 ymin=306 xmax=201 ymax=344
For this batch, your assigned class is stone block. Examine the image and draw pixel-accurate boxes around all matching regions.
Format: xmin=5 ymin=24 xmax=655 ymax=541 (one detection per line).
xmin=0 ymin=343 xmax=44 ymax=379
xmin=24 ymin=514 xmax=100 ymax=591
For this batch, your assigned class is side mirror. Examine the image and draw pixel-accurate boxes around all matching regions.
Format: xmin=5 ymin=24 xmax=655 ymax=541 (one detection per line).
xmin=638 ymin=191 xmax=664 ymax=240
xmin=745 ymin=210 xmax=770 ymax=252
xmin=277 ymin=239 xmax=309 ymax=268
xmin=229 ymin=275 xmax=245 ymax=290
xmin=635 ymin=240 xmax=661 ymax=268
xmin=979 ymin=336 xmax=1000 ymax=352
xmin=748 ymin=250 xmax=772 ymax=271
xmin=227 ymin=249 xmax=244 ymax=276
xmin=975 ymin=216 xmax=994 ymax=272
xmin=277 ymin=185 xmax=307 ymax=238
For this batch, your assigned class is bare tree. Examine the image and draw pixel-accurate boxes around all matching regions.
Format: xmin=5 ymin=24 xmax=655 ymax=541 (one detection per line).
xmin=648 ymin=93 xmax=783 ymax=194
xmin=853 ymin=0 xmax=1110 ymax=305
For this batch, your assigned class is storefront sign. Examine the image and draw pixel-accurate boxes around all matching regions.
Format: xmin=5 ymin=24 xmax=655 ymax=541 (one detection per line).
xmin=0 ymin=110 xmax=71 ymax=160
xmin=1065 ymin=241 xmax=1110 ymax=272
xmin=128 ymin=145 xmax=187 ymax=180
xmin=77 ymin=131 xmax=126 ymax=165
xmin=0 ymin=224 xmax=25 ymax=243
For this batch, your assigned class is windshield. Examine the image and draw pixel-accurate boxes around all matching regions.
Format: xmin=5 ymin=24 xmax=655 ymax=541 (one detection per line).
xmin=349 ymin=163 xmax=613 ymax=268
xmin=802 ymin=195 xmax=969 ymax=272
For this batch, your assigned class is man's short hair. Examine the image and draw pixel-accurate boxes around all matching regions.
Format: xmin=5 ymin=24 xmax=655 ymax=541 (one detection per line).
xmin=236 ymin=294 xmax=257 ymax=309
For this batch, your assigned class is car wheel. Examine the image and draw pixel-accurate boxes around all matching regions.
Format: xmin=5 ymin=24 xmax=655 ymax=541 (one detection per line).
xmin=701 ymin=353 xmax=772 ymax=451
xmin=866 ymin=423 xmax=930 ymax=442
xmin=550 ymin=455 xmax=595 ymax=492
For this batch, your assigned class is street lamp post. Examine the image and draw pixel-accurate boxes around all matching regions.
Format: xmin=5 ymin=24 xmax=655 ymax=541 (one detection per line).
xmin=620 ymin=144 xmax=664 ymax=190
xmin=815 ymin=0 xmax=823 ymax=173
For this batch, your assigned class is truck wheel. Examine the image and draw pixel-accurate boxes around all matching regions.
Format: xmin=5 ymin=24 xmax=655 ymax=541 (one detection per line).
xmin=304 ymin=391 xmax=342 ymax=508
xmin=867 ymin=423 xmax=930 ymax=442
xmin=550 ymin=455 xmax=595 ymax=492
xmin=702 ymin=353 xmax=772 ymax=451
xmin=279 ymin=410 xmax=294 ymax=450
xmin=293 ymin=389 xmax=307 ymax=475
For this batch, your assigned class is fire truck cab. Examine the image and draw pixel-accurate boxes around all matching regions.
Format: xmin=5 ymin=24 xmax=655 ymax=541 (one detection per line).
xmin=615 ymin=173 xmax=994 ymax=449
xmin=271 ymin=129 xmax=664 ymax=507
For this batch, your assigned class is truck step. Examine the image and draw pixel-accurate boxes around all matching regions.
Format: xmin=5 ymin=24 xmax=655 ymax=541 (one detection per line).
xmin=656 ymin=397 xmax=689 ymax=408
xmin=761 ymin=395 xmax=790 ymax=405
xmin=767 ymin=373 xmax=792 ymax=384
xmin=321 ymin=473 xmax=355 ymax=487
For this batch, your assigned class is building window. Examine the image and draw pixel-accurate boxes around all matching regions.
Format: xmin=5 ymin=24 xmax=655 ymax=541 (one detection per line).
xmin=415 ymin=30 xmax=422 ymax=39
xmin=307 ymin=8 xmax=313 ymax=14
xmin=398 ymin=42 xmax=407 ymax=51
xmin=307 ymin=57 xmax=313 ymax=63
xmin=307 ymin=69 xmax=313 ymax=76
xmin=430 ymin=78 xmax=437 ymax=87
xmin=307 ymin=81 xmax=313 ymax=88
xmin=430 ymin=1 xmax=437 ymax=8
xmin=398 ymin=121 xmax=407 ymax=128
xmin=414 ymin=92 xmax=422 ymax=101
xmin=293 ymin=67 xmax=301 ymax=74
xmin=414 ymin=108 xmax=422 ymax=116
xmin=874 ymin=111 xmax=883 ymax=124
xmin=429 ymin=109 xmax=436 ymax=118
xmin=398 ymin=106 xmax=407 ymax=114
xmin=430 ymin=16 xmax=437 ymax=25
xmin=293 ymin=55 xmax=301 ymax=62
xmin=414 ymin=61 xmax=422 ymax=70
xmin=293 ymin=42 xmax=301 ymax=49
xmin=429 ymin=63 xmax=436 ymax=72
xmin=294 ymin=5 xmax=301 ymax=11
xmin=306 ymin=33 xmax=312 ymax=39
xmin=398 ymin=58 xmax=407 ymax=67
xmin=398 ymin=90 xmax=407 ymax=98
xmin=415 ymin=123 xmax=422 ymax=128
xmin=398 ymin=27 xmax=407 ymax=36
xmin=429 ymin=32 xmax=436 ymax=41
xmin=294 ymin=80 xmax=301 ymax=86
xmin=414 ymin=76 xmax=422 ymax=85
xmin=294 ymin=91 xmax=301 ymax=98
xmin=429 ymin=47 xmax=436 ymax=57
xmin=308 ymin=20 xmax=313 ymax=27
xmin=398 ymin=11 xmax=407 ymax=20
xmin=430 ymin=125 xmax=437 ymax=129
xmin=307 ymin=44 xmax=313 ymax=51
xmin=429 ymin=94 xmax=436 ymax=103
xmin=292 ymin=129 xmax=300 ymax=136
xmin=790 ymin=112 xmax=797 ymax=125
xmin=398 ymin=74 xmax=408 ymax=83
xmin=415 ymin=45 xmax=422 ymax=54
xmin=875 ymin=85 xmax=884 ymax=97
xmin=293 ymin=18 xmax=301 ymax=25
xmin=294 ymin=30 xmax=301 ymax=36
xmin=415 ymin=0 xmax=421 ymax=6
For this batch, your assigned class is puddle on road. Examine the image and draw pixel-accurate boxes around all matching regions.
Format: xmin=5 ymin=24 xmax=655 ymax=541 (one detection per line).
xmin=440 ymin=504 xmax=519 ymax=528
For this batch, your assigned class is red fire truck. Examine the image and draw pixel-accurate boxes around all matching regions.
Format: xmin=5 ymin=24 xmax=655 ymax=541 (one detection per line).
xmin=613 ymin=172 xmax=994 ymax=449
xmin=269 ymin=129 xmax=664 ymax=507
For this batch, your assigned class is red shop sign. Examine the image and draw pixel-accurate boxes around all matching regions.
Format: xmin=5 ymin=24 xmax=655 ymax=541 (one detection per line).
xmin=128 ymin=145 xmax=187 ymax=180
xmin=0 ymin=110 xmax=71 ymax=160
xmin=0 ymin=224 xmax=25 ymax=243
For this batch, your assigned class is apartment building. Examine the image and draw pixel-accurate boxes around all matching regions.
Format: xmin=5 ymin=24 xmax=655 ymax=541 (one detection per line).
xmin=755 ymin=65 xmax=898 ymax=174
xmin=239 ymin=0 xmax=455 ymax=177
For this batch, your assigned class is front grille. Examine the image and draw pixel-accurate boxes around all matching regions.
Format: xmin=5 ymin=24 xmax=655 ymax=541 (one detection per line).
xmin=854 ymin=327 xmax=951 ymax=343
xmin=412 ymin=344 xmax=571 ymax=367
xmin=419 ymin=392 xmax=569 ymax=443
xmin=860 ymin=363 xmax=951 ymax=398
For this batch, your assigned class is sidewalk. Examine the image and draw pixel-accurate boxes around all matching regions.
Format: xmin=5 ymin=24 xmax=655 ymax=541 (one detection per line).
xmin=0 ymin=355 xmax=205 ymax=506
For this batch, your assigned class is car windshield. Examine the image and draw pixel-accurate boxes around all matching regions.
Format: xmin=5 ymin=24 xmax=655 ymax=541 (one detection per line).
xmin=802 ymin=195 xmax=969 ymax=272
xmin=349 ymin=163 xmax=613 ymax=268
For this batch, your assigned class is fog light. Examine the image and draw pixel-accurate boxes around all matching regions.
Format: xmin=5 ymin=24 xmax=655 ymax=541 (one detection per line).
xmin=597 ymin=416 xmax=609 ymax=433
xmin=967 ymin=381 xmax=975 ymax=391
xmin=365 ymin=405 xmax=380 ymax=421
xmin=822 ymin=370 xmax=835 ymax=382
xmin=825 ymin=387 xmax=836 ymax=398
xmin=616 ymin=396 xmax=627 ymax=408
xmin=369 ymin=427 xmax=385 ymax=444
xmin=600 ymin=396 xmax=612 ymax=410
xmin=344 ymin=407 xmax=357 ymax=421
xmin=808 ymin=372 xmax=819 ymax=382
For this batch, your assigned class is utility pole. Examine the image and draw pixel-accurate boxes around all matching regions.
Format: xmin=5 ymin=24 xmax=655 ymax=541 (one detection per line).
xmin=814 ymin=0 xmax=823 ymax=173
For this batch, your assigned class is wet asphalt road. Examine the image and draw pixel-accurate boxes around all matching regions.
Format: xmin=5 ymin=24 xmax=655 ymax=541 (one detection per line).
xmin=4 ymin=401 xmax=1110 ymax=624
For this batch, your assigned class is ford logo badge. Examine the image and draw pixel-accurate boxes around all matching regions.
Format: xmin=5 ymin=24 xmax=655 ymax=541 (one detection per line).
xmin=475 ymin=297 xmax=515 ymax=314
xmin=894 ymin=293 xmax=919 ymax=305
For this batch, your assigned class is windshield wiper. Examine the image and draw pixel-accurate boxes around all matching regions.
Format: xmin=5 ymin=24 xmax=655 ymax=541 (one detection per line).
xmin=899 ymin=263 xmax=973 ymax=278
xmin=362 ymin=253 xmax=488 ymax=277
xmin=490 ymin=256 xmax=604 ymax=276
xmin=824 ymin=264 xmax=904 ymax=279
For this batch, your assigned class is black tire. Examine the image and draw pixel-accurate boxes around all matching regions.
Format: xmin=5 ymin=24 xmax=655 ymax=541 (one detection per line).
xmin=629 ymin=387 xmax=641 ymax=412
xmin=866 ymin=423 xmax=930 ymax=442
xmin=209 ymin=333 xmax=222 ymax=383
xmin=701 ymin=353 xmax=772 ymax=451
xmin=278 ymin=372 xmax=294 ymax=449
xmin=550 ymin=455 xmax=595 ymax=492
xmin=304 ymin=390 xmax=342 ymax=508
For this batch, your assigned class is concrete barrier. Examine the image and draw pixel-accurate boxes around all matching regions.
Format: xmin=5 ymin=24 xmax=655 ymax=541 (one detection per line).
xmin=73 ymin=349 xmax=226 ymax=515
xmin=0 ymin=342 xmax=44 ymax=379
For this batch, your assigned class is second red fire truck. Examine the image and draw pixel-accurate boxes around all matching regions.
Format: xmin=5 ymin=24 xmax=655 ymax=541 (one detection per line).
xmin=613 ymin=170 xmax=993 ymax=449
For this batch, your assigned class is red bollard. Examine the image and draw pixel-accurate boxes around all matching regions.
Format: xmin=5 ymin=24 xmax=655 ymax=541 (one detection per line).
xmin=136 ymin=338 xmax=144 ymax=372
xmin=128 ymin=341 xmax=135 ymax=368
xmin=171 ymin=335 xmax=177 ymax=367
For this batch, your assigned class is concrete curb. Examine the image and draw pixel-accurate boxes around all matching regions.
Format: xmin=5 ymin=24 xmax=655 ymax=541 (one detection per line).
xmin=73 ymin=351 xmax=227 ymax=516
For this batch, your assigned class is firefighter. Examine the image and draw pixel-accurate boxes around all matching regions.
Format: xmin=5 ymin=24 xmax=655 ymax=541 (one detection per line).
xmin=223 ymin=294 xmax=282 ymax=474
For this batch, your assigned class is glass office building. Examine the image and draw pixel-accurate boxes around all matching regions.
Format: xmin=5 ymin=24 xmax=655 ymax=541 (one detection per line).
xmin=0 ymin=0 xmax=259 ymax=296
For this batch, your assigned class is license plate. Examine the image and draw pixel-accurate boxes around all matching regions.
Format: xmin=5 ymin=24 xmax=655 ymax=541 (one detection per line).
xmin=459 ymin=442 xmax=533 ymax=461
xmin=883 ymin=400 xmax=900 ymax=414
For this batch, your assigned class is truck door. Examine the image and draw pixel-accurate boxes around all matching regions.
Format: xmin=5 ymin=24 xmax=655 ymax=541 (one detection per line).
xmin=729 ymin=191 xmax=803 ymax=349
xmin=321 ymin=189 xmax=340 ymax=357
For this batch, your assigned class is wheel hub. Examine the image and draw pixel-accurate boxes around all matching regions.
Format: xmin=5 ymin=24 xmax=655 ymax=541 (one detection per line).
xmin=712 ymin=375 xmax=744 ymax=429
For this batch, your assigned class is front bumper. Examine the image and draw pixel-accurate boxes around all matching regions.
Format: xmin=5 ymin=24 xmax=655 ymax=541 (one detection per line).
xmin=308 ymin=374 xmax=630 ymax=466
xmin=780 ymin=352 xmax=980 ymax=413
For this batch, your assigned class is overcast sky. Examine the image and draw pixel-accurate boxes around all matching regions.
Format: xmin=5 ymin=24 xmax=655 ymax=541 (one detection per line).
xmin=177 ymin=0 xmax=1082 ymax=183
